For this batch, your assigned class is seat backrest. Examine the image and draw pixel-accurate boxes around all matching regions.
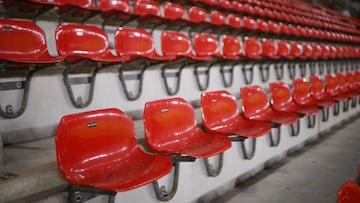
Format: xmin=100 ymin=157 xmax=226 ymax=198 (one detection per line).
xmin=0 ymin=19 xmax=58 ymax=63
xmin=143 ymin=98 xmax=198 ymax=153
xmin=193 ymin=33 xmax=220 ymax=57
xmin=309 ymin=75 xmax=326 ymax=99
xmin=257 ymin=19 xmax=269 ymax=32
xmin=163 ymin=2 xmax=185 ymax=20
xmin=227 ymin=14 xmax=242 ymax=28
xmin=55 ymin=23 xmax=116 ymax=63
xmin=133 ymin=0 xmax=161 ymax=17
xmin=222 ymin=35 xmax=243 ymax=59
xmin=290 ymin=42 xmax=303 ymax=58
xmin=98 ymin=0 xmax=131 ymax=13
xmin=201 ymin=90 xmax=241 ymax=132
xmin=337 ymin=181 xmax=360 ymax=203
xmin=346 ymin=72 xmax=357 ymax=90
xmin=277 ymin=40 xmax=290 ymax=58
xmin=325 ymin=74 xmax=340 ymax=96
xmin=262 ymin=38 xmax=278 ymax=59
xmin=292 ymin=78 xmax=311 ymax=105
xmin=336 ymin=72 xmax=349 ymax=92
xmin=161 ymin=31 xmax=192 ymax=58
xmin=114 ymin=27 xmax=158 ymax=59
xmin=269 ymin=82 xmax=293 ymax=110
xmin=244 ymin=37 xmax=262 ymax=59
xmin=302 ymin=43 xmax=313 ymax=59
xmin=320 ymin=44 xmax=330 ymax=59
xmin=311 ymin=43 xmax=322 ymax=60
xmin=243 ymin=16 xmax=257 ymax=30
xmin=55 ymin=108 xmax=139 ymax=185
xmin=210 ymin=10 xmax=226 ymax=26
xmin=188 ymin=6 xmax=208 ymax=23
xmin=240 ymin=85 xmax=270 ymax=119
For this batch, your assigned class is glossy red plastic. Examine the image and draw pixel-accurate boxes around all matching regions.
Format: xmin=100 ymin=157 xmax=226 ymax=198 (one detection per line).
xmin=290 ymin=42 xmax=303 ymax=59
xmin=143 ymin=98 xmax=232 ymax=158
xmin=232 ymin=1 xmax=244 ymax=12
xmin=292 ymin=78 xmax=323 ymax=112
xmin=277 ymin=40 xmax=291 ymax=59
xmin=311 ymin=43 xmax=322 ymax=60
xmin=201 ymin=90 xmax=271 ymax=138
xmin=243 ymin=3 xmax=255 ymax=14
xmin=309 ymin=76 xmax=336 ymax=107
xmin=244 ymin=37 xmax=262 ymax=59
xmin=227 ymin=14 xmax=242 ymax=29
xmin=163 ymin=2 xmax=185 ymax=20
xmin=115 ymin=27 xmax=174 ymax=61
xmin=270 ymin=82 xmax=319 ymax=115
xmin=320 ymin=44 xmax=330 ymax=59
xmin=325 ymin=74 xmax=345 ymax=101
xmin=134 ymin=0 xmax=161 ymax=17
xmin=98 ymin=0 xmax=130 ymax=13
xmin=161 ymin=31 xmax=193 ymax=59
xmin=188 ymin=6 xmax=208 ymax=23
xmin=222 ymin=35 xmax=243 ymax=60
xmin=55 ymin=23 xmax=127 ymax=64
xmin=243 ymin=16 xmax=257 ymax=31
xmin=210 ymin=10 xmax=226 ymax=26
xmin=240 ymin=85 xmax=299 ymax=125
xmin=0 ymin=19 xmax=62 ymax=63
xmin=337 ymin=181 xmax=360 ymax=203
xmin=55 ymin=108 xmax=173 ymax=192
xmin=268 ymin=21 xmax=280 ymax=34
xmin=262 ymin=39 xmax=279 ymax=59
xmin=301 ymin=43 xmax=313 ymax=59
xmin=218 ymin=0 xmax=232 ymax=9
xmin=279 ymin=23 xmax=289 ymax=35
xmin=193 ymin=33 xmax=220 ymax=60
xmin=346 ymin=72 xmax=359 ymax=92
xmin=337 ymin=72 xmax=358 ymax=99
xmin=257 ymin=19 xmax=269 ymax=33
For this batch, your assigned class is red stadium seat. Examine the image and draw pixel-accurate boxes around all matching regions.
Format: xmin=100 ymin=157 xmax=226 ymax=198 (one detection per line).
xmin=240 ymin=85 xmax=299 ymax=125
xmin=221 ymin=35 xmax=243 ymax=60
xmin=309 ymin=76 xmax=337 ymax=108
xmin=269 ymin=82 xmax=319 ymax=116
xmin=337 ymin=181 xmax=360 ymax=203
xmin=144 ymin=97 xmax=232 ymax=176
xmin=244 ymin=37 xmax=262 ymax=59
xmin=0 ymin=19 xmax=62 ymax=118
xmin=201 ymin=90 xmax=271 ymax=159
xmin=55 ymin=108 xmax=173 ymax=201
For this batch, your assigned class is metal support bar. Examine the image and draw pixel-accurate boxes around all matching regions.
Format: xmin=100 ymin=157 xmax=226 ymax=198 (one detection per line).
xmin=318 ymin=62 xmax=325 ymax=75
xmin=0 ymin=69 xmax=34 ymax=119
xmin=326 ymin=61 xmax=332 ymax=74
xmin=309 ymin=62 xmax=316 ymax=76
xmin=342 ymin=99 xmax=350 ymax=112
xmin=204 ymin=153 xmax=224 ymax=177
xmin=152 ymin=161 xmax=180 ymax=202
xmin=351 ymin=98 xmax=357 ymax=108
xmin=241 ymin=63 xmax=254 ymax=85
xmin=219 ymin=64 xmax=234 ymax=88
xmin=299 ymin=63 xmax=306 ymax=77
xmin=269 ymin=126 xmax=281 ymax=147
xmin=161 ymin=62 xmax=186 ymax=96
xmin=63 ymin=67 xmax=97 ymax=108
xmin=287 ymin=63 xmax=296 ymax=80
xmin=321 ymin=107 xmax=330 ymax=122
xmin=193 ymin=63 xmax=213 ymax=91
xmin=274 ymin=63 xmax=284 ymax=80
xmin=259 ymin=63 xmax=270 ymax=83
xmin=118 ymin=63 xmax=147 ymax=101
xmin=68 ymin=185 xmax=116 ymax=203
xmin=240 ymin=138 xmax=256 ymax=160
xmin=289 ymin=119 xmax=300 ymax=137
xmin=306 ymin=115 xmax=316 ymax=128
xmin=333 ymin=102 xmax=340 ymax=116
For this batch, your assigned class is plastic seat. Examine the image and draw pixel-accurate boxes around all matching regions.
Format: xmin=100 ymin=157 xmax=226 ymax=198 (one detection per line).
xmin=257 ymin=19 xmax=269 ymax=33
xmin=55 ymin=108 xmax=173 ymax=192
xmin=244 ymin=37 xmax=262 ymax=59
xmin=221 ymin=35 xmax=243 ymax=60
xmin=161 ymin=31 xmax=193 ymax=60
xmin=192 ymin=33 xmax=220 ymax=61
xmin=188 ymin=6 xmax=208 ymax=24
xmin=0 ymin=19 xmax=63 ymax=119
xmin=277 ymin=40 xmax=291 ymax=59
xmin=99 ymin=0 xmax=133 ymax=23
xmin=114 ymin=27 xmax=175 ymax=61
xmin=243 ymin=16 xmax=257 ymax=31
xmin=56 ymin=23 xmax=129 ymax=63
xmin=290 ymin=42 xmax=303 ymax=59
xmin=262 ymin=39 xmax=279 ymax=59
xmin=0 ymin=19 xmax=62 ymax=64
xmin=269 ymin=21 xmax=280 ymax=34
xmin=325 ymin=74 xmax=349 ymax=102
xmin=163 ymin=2 xmax=186 ymax=21
xmin=201 ymin=90 xmax=271 ymax=138
xmin=337 ymin=72 xmax=358 ymax=99
xmin=210 ymin=10 xmax=226 ymax=26
xmin=133 ymin=0 xmax=161 ymax=18
xmin=337 ymin=181 xmax=360 ymax=203
xmin=227 ymin=14 xmax=242 ymax=29
xmin=292 ymin=78 xmax=322 ymax=112
xmin=143 ymin=97 xmax=232 ymax=158
xmin=270 ymin=82 xmax=319 ymax=115
xmin=309 ymin=75 xmax=336 ymax=107
xmin=240 ymin=85 xmax=299 ymax=125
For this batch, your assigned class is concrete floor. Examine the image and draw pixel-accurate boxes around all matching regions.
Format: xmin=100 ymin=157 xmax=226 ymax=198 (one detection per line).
xmin=208 ymin=117 xmax=360 ymax=203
